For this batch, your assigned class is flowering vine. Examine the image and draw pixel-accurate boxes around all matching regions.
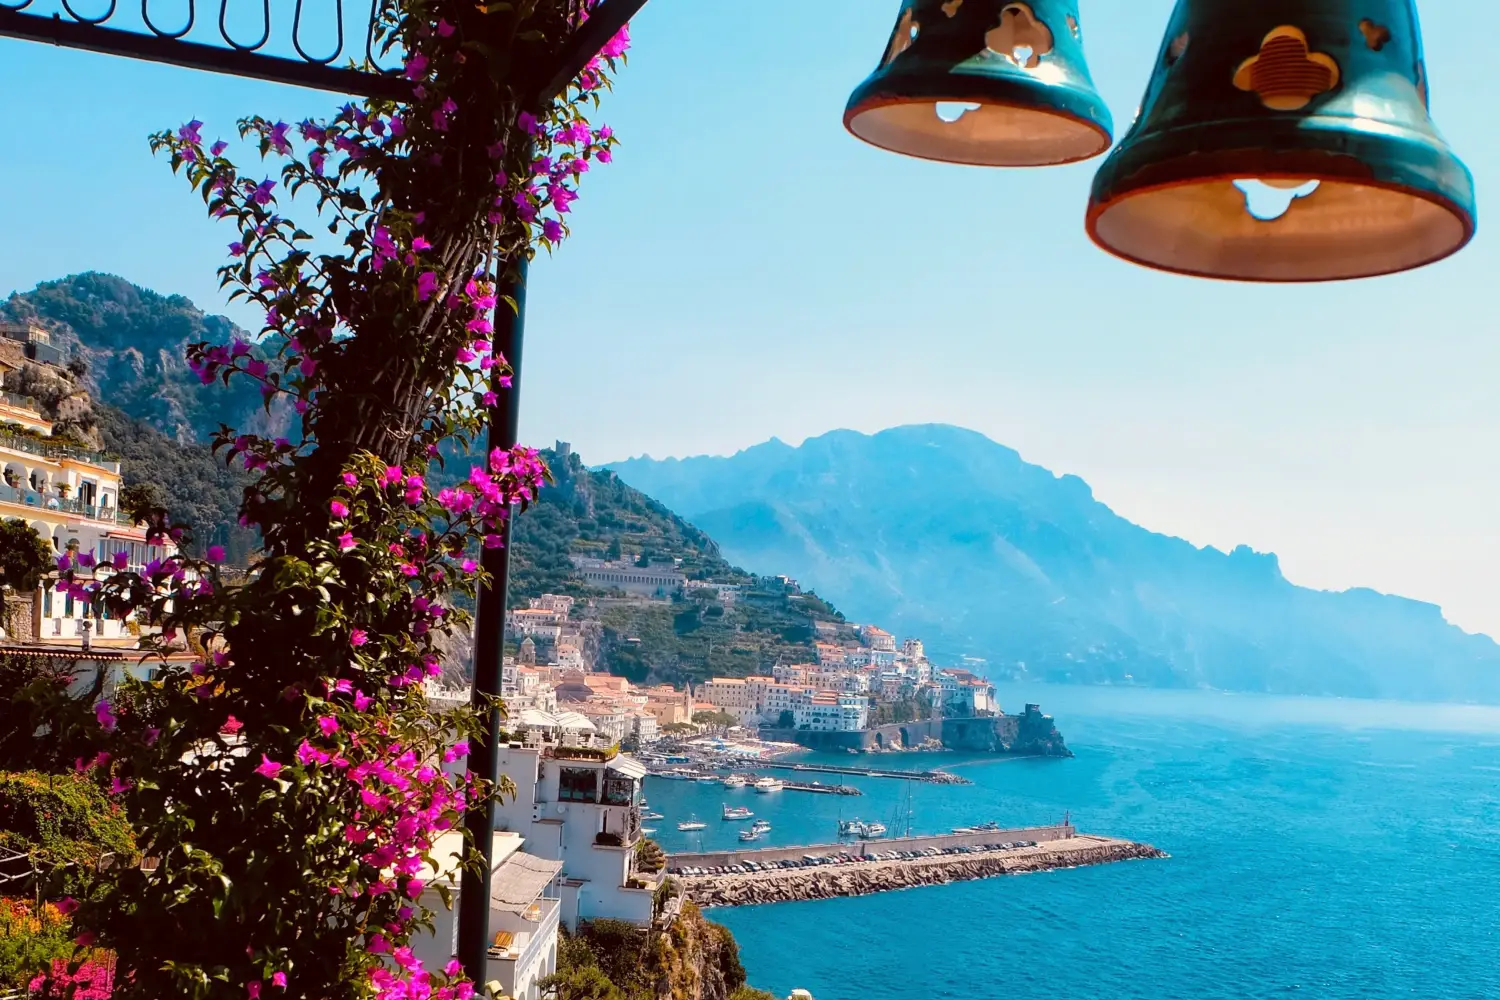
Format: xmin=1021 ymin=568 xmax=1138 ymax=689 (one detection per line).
xmin=13 ymin=1 xmax=631 ymax=998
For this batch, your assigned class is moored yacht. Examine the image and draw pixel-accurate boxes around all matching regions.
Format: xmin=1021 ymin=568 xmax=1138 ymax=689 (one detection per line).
xmin=677 ymin=818 xmax=707 ymax=832
xmin=723 ymin=775 xmax=747 ymax=788
xmin=722 ymin=805 xmax=754 ymax=821
xmin=753 ymin=777 xmax=784 ymax=794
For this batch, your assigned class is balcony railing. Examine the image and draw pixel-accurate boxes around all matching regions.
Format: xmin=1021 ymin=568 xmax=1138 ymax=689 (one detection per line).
xmin=0 ymin=482 xmax=133 ymax=525
xmin=0 ymin=428 xmax=113 ymax=466
xmin=0 ymin=391 xmax=40 ymax=411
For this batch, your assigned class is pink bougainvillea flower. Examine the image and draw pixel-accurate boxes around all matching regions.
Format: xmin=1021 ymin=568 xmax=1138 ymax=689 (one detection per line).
xmin=402 ymin=53 xmax=427 ymax=80
xmin=350 ymin=629 xmax=368 ymax=647
xmin=207 ymin=545 xmax=226 ymax=562
xmin=110 ymin=775 xmax=133 ymax=795
xmin=442 ymin=740 xmax=470 ymax=764
xmin=353 ymin=690 xmax=373 ymax=712
xmin=112 ymin=550 xmax=129 ymax=570
xmin=56 ymin=896 xmax=79 ymax=916
xmin=74 ymin=931 xmax=96 ymax=948
xmin=255 ymin=755 xmax=284 ymax=780
xmin=95 ymin=701 xmax=117 ymax=732
xmin=247 ymin=980 xmax=262 ymax=999
xmin=341 ymin=472 xmax=358 ymax=487
xmin=338 ymin=532 xmax=356 ymax=552
xmin=272 ymin=972 xmax=287 ymax=989
xmin=330 ymin=500 xmax=349 ymax=518
xmin=436 ymin=18 xmax=454 ymax=36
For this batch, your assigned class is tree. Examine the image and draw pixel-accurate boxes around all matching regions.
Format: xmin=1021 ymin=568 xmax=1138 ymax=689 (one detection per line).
xmin=0 ymin=519 xmax=51 ymax=593
xmin=605 ymin=536 xmax=622 ymax=561
xmin=118 ymin=482 xmax=166 ymax=524
xmin=777 ymin=710 xmax=796 ymax=729
xmin=693 ymin=710 xmax=737 ymax=729
xmin=8 ymin=4 xmax=632 ymax=998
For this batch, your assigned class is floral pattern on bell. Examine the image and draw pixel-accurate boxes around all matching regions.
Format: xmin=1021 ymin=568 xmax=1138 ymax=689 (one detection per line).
xmin=844 ymin=0 xmax=1112 ymax=167
xmin=1086 ymin=0 xmax=1477 ymax=282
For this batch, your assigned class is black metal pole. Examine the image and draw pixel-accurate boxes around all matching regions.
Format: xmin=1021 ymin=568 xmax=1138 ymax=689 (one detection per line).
xmin=457 ymin=255 xmax=528 ymax=984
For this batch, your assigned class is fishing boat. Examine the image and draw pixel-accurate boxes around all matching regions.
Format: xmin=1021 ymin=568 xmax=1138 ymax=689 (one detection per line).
xmin=751 ymin=819 xmax=771 ymax=833
xmin=677 ymin=819 xmax=707 ymax=832
xmin=722 ymin=805 xmax=754 ymax=821
xmin=753 ymin=777 xmax=784 ymax=794
xmin=643 ymin=811 xmax=665 ymax=821
xmin=737 ymin=829 xmax=761 ymax=842
xmin=722 ymin=775 xmax=747 ymax=788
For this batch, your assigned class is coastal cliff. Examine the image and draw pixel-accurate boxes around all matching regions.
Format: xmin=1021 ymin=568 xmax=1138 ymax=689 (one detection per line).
xmin=759 ymin=703 xmax=1073 ymax=757
xmin=559 ymin=905 xmax=765 ymax=1000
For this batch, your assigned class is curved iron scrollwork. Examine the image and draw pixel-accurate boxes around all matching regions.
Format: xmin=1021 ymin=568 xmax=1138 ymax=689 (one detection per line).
xmin=0 ymin=0 xmax=404 ymax=96
xmin=0 ymin=0 xmax=644 ymax=102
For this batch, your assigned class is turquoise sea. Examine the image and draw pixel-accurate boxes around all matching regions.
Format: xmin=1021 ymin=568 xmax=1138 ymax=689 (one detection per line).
xmin=645 ymin=684 xmax=1500 ymax=1000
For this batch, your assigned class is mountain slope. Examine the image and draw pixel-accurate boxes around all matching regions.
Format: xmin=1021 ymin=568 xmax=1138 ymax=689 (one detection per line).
xmin=608 ymin=424 xmax=1500 ymax=703
xmin=2 ymin=272 xmax=284 ymax=444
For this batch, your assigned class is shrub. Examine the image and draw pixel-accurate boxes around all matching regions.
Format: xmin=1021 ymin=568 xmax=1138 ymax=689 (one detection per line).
xmin=0 ymin=771 xmax=136 ymax=872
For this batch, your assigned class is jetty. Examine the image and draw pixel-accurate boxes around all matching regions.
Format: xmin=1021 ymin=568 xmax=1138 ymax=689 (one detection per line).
xmin=755 ymin=761 xmax=970 ymax=785
xmin=666 ymin=827 xmax=1166 ymax=908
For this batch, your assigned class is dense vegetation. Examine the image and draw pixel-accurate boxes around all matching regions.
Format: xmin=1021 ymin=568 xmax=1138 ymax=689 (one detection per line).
xmin=92 ymin=404 xmax=254 ymax=561
xmin=0 ymin=770 xmax=136 ymax=872
xmin=0 ymin=520 xmax=51 ymax=592
xmin=543 ymin=913 xmax=771 ymax=1000
xmin=2 ymin=273 xmax=284 ymax=445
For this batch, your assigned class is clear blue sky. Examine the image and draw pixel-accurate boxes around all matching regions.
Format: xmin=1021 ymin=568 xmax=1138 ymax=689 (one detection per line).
xmin=2 ymin=2 xmax=1497 ymax=637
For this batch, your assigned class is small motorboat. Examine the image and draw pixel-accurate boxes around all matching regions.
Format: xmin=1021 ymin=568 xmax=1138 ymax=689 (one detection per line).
xmin=753 ymin=778 xmax=784 ymax=794
xmin=865 ymin=822 xmax=888 ymax=838
xmin=738 ymin=829 xmax=761 ymax=842
xmin=643 ymin=811 xmax=665 ymax=821
xmin=641 ymin=827 xmax=657 ymax=835
xmin=677 ymin=819 xmax=707 ymax=832
xmin=751 ymin=819 xmax=771 ymax=833
xmin=722 ymin=805 xmax=754 ymax=821
xmin=723 ymin=775 xmax=747 ymax=788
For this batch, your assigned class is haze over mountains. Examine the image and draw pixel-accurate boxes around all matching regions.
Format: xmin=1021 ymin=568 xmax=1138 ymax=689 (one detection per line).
xmin=609 ymin=425 xmax=1500 ymax=704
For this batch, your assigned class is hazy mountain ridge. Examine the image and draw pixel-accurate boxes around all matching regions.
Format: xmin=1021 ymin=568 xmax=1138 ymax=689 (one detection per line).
xmin=608 ymin=424 xmax=1500 ymax=703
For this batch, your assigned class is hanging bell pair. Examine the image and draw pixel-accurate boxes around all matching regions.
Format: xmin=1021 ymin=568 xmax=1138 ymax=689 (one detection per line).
xmin=845 ymin=0 xmax=1477 ymax=281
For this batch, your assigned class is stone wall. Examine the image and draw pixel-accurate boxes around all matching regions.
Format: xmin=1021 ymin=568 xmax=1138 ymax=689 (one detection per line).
xmin=1 ymin=593 xmax=35 ymax=642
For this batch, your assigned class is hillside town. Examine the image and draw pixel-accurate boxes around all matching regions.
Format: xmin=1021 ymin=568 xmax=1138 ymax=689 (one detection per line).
xmin=464 ymin=587 xmax=1001 ymax=748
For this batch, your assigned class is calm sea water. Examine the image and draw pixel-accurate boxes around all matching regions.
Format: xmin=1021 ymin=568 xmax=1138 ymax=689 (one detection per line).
xmin=646 ymin=684 xmax=1500 ymax=1000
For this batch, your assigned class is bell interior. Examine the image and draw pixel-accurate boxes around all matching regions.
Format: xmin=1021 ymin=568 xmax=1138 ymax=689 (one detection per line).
xmin=1090 ymin=177 xmax=1469 ymax=281
xmin=848 ymin=99 xmax=1109 ymax=167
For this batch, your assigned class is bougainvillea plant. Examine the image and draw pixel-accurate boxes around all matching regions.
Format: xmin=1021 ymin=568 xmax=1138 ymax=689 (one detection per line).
xmin=12 ymin=0 xmax=630 ymax=997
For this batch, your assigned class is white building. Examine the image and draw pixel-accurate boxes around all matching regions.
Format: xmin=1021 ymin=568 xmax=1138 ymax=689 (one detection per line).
xmin=792 ymin=693 xmax=868 ymax=732
xmin=481 ymin=739 xmax=657 ymax=928
xmin=411 ymin=829 xmax=561 ymax=1000
xmin=570 ymin=556 xmax=685 ymax=599
xmin=701 ymin=677 xmax=758 ymax=724
xmin=859 ymin=625 xmax=896 ymax=652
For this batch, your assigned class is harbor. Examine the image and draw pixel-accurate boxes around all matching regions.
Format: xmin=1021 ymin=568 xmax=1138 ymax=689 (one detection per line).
xmin=667 ymin=831 xmax=1168 ymax=908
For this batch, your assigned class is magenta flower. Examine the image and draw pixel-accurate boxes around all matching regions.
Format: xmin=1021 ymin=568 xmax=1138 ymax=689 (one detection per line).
xmin=255 ymin=755 xmax=284 ymax=780
xmin=350 ymin=628 xmax=369 ymax=647
xmin=252 ymin=178 xmax=276 ymax=204
xmin=417 ymin=271 xmax=439 ymax=301
xmin=272 ymin=972 xmax=287 ymax=989
xmin=542 ymin=218 xmax=564 ymax=242
xmin=112 ymin=550 xmax=129 ymax=570
xmin=462 ymin=558 xmax=478 ymax=573
xmin=412 ymin=236 xmax=432 ymax=252
xmin=95 ymin=701 xmax=117 ymax=732
xmin=110 ymin=775 xmax=133 ymax=795
xmin=74 ymin=931 xmax=96 ymax=948
xmin=207 ymin=545 xmax=226 ymax=562
xmin=248 ymin=980 xmax=262 ymax=999
xmin=354 ymin=690 xmax=373 ymax=712
xmin=317 ymin=716 xmax=340 ymax=737
xmin=341 ymin=472 xmax=358 ymax=487
xmin=57 ymin=896 xmax=79 ymax=916
xmin=330 ymin=500 xmax=349 ymax=518
xmin=178 ymin=119 xmax=203 ymax=144
xmin=269 ymin=121 xmax=291 ymax=154
xmin=442 ymin=740 xmax=470 ymax=763
xmin=403 ymin=53 xmax=428 ymax=80
xmin=437 ymin=18 xmax=454 ymax=36
xmin=338 ymin=532 xmax=356 ymax=551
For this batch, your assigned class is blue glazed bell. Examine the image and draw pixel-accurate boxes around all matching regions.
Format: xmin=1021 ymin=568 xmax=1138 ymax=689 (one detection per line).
xmin=1087 ymin=0 xmax=1477 ymax=281
xmin=844 ymin=0 xmax=1113 ymax=167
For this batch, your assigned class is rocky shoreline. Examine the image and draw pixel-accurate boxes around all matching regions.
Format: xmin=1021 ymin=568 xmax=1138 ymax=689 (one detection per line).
xmin=679 ymin=836 xmax=1168 ymax=908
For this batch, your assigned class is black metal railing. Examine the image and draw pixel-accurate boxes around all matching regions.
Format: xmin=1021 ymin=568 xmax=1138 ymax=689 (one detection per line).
xmin=0 ymin=0 xmax=406 ymax=96
xmin=0 ymin=428 xmax=113 ymax=465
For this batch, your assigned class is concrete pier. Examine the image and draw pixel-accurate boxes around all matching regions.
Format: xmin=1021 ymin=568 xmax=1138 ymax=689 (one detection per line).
xmin=669 ymin=833 xmax=1167 ymax=908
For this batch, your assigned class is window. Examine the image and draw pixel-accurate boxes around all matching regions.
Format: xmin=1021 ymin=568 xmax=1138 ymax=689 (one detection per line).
xmin=602 ymin=776 xmax=635 ymax=807
xmin=558 ymin=767 xmax=598 ymax=803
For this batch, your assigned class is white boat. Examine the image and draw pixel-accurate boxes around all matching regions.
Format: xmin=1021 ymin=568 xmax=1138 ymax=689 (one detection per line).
xmin=753 ymin=778 xmax=784 ymax=794
xmin=697 ymin=775 xmax=720 ymax=784
xmin=865 ymin=822 xmax=888 ymax=838
xmin=738 ymin=829 xmax=761 ymax=842
xmin=751 ymin=819 xmax=771 ymax=833
xmin=641 ymin=827 xmax=657 ymax=835
xmin=643 ymin=811 xmax=665 ymax=821
xmin=722 ymin=805 xmax=754 ymax=821
xmin=677 ymin=820 xmax=707 ymax=832
xmin=722 ymin=775 xmax=747 ymax=788
xmin=838 ymin=819 xmax=865 ymax=838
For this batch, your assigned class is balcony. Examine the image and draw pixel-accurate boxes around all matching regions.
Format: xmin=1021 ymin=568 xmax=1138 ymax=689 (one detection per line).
xmin=0 ymin=482 xmax=134 ymax=525
xmin=1 ymin=390 xmax=40 ymax=412
xmin=0 ymin=427 xmax=114 ymax=467
xmin=486 ymin=896 xmax=560 ymax=997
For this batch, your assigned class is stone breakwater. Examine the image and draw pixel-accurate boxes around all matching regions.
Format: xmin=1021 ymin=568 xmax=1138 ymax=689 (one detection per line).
xmin=679 ymin=836 xmax=1168 ymax=908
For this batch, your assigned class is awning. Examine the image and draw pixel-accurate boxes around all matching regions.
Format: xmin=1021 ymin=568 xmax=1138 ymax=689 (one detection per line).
xmin=552 ymin=711 xmax=596 ymax=732
xmin=490 ymin=852 xmax=563 ymax=913
xmin=515 ymin=709 xmax=560 ymax=730
xmin=608 ymin=756 xmax=648 ymax=780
